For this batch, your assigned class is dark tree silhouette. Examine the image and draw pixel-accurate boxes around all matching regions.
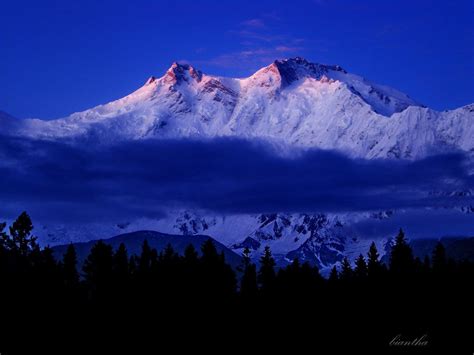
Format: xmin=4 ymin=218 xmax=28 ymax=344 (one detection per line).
xmin=258 ymin=246 xmax=276 ymax=293
xmin=354 ymin=254 xmax=368 ymax=279
xmin=82 ymin=240 xmax=113 ymax=300
xmin=201 ymin=239 xmax=219 ymax=262
xmin=1 ymin=212 xmax=473 ymax=352
xmin=432 ymin=242 xmax=447 ymax=273
xmin=160 ymin=243 xmax=179 ymax=265
xmin=329 ymin=265 xmax=339 ymax=283
xmin=2 ymin=212 xmax=37 ymax=256
xmin=184 ymin=244 xmax=198 ymax=264
xmin=367 ymin=241 xmax=382 ymax=278
xmin=113 ymin=243 xmax=129 ymax=282
xmin=62 ymin=244 xmax=79 ymax=288
xmin=240 ymin=247 xmax=258 ymax=299
xmin=138 ymin=239 xmax=153 ymax=275
xmin=200 ymin=239 xmax=236 ymax=298
xmin=389 ymin=229 xmax=414 ymax=274
xmin=340 ymin=257 xmax=353 ymax=281
xmin=0 ymin=222 xmax=7 ymax=248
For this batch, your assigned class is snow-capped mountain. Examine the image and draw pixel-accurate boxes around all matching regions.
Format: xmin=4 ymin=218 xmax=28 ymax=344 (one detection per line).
xmin=37 ymin=209 xmax=388 ymax=273
xmin=6 ymin=57 xmax=474 ymax=159
xmin=3 ymin=57 xmax=474 ymax=269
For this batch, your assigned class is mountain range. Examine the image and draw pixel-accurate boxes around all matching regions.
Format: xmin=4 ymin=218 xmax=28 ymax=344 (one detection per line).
xmin=4 ymin=57 xmax=474 ymax=159
xmin=2 ymin=57 xmax=473 ymax=271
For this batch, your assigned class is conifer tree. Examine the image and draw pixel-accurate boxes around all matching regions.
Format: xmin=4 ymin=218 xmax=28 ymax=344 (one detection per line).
xmin=240 ymin=247 xmax=258 ymax=298
xmin=367 ymin=241 xmax=382 ymax=278
xmin=82 ymin=240 xmax=113 ymax=299
xmin=389 ymin=229 xmax=414 ymax=274
xmin=340 ymin=257 xmax=353 ymax=281
xmin=201 ymin=239 xmax=219 ymax=263
xmin=184 ymin=244 xmax=198 ymax=265
xmin=258 ymin=246 xmax=276 ymax=293
xmin=432 ymin=242 xmax=447 ymax=273
xmin=113 ymin=243 xmax=129 ymax=281
xmin=161 ymin=243 xmax=178 ymax=265
xmin=200 ymin=239 xmax=236 ymax=297
xmin=62 ymin=244 xmax=79 ymax=288
xmin=329 ymin=265 xmax=339 ymax=283
xmin=138 ymin=239 xmax=153 ymax=275
xmin=37 ymin=246 xmax=60 ymax=288
xmin=4 ymin=212 xmax=37 ymax=256
xmin=354 ymin=254 xmax=368 ymax=279
xmin=422 ymin=255 xmax=431 ymax=273
xmin=0 ymin=222 xmax=7 ymax=250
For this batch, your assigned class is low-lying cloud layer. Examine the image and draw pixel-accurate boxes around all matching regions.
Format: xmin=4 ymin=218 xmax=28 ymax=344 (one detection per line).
xmin=0 ymin=136 xmax=473 ymax=223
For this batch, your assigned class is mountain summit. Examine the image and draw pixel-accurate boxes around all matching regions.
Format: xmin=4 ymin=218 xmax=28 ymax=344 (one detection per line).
xmin=5 ymin=57 xmax=473 ymax=159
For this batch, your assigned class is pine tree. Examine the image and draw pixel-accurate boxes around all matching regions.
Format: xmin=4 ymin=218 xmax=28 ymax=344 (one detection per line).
xmin=289 ymin=258 xmax=301 ymax=273
xmin=340 ymin=257 xmax=353 ymax=281
xmin=83 ymin=240 xmax=113 ymax=299
xmin=113 ymin=243 xmax=129 ymax=281
xmin=184 ymin=244 xmax=198 ymax=265
xmin=200 ymin=239 xmax=236 ymax=297
xmin=240 ymin=247 xmax=258 ymax=299
xmin=4 ymin=212 xmax=37 ymax=256
xmin=389 ymin=229 xmax=414 ymax=274
xmin=201 ymin=239 xmax=219 ymax=263
xmin=367 ymin=241 xmax=382 ymax=278
xmin=128 ymin=255 xmax=138 ymax=278
xmin=432 ymin=242 xmax=447 ymax=273
xmin=329 ymin=265 xmax=339 ymax=283
xmin=37 ymin=246 xmax=60 ymax=287
xmin=354 ymin=254 xmax=368 ymax=279
xmin=62 ymin=244 xmax=79 ymax=288
xmin=299 ymin=261 xmax=323 ymax=294
xmin=0 ymin=222 xmax=7 ymax=250
xmin=258 ymin=246 xmax=276 ymax=293
xmin=242 ymin=247 xmax=251 ymax=268
xmin=138 ymin=239 xmax=153 ymax=274
xmin=0 ymin=222 xmax=7 ymax=280
xmin=161 ymin=243 xmax=178 ymax=265
xmin=182 ymin=244 xmax=199 ymax=293
xmin=422 ymin=255 xmax=431 ymax=273
xmin=241 ymin=262 xmax=258 ymax=297
xmin=414 ymin=257 xmax=424 ymax=273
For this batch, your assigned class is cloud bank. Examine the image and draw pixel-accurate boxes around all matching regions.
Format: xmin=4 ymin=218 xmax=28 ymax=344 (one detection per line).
xmin=0 ymin=136 xmax=473 ymax=223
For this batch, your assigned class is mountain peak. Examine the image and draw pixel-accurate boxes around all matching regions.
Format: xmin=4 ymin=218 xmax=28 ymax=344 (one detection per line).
xmin=163 ymin=62 xmax=203 ymax=85
xmin=250 ymin=57 xmax=347 ymax=89
xmin=145 ymin=76 xmax=157 ymax=85
xmin=275 ymin=57 xmax=346 ymax=72
xmin=272 ymin=57 xmax=346 ymax=87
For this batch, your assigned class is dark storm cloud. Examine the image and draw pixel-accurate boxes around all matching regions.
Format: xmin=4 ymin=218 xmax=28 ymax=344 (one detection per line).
xmin=0 ymin=136 xmax=472 ymax=222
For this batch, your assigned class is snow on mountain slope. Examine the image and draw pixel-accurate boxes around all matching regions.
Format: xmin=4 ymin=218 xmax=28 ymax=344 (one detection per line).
xmin=36 ymin=209 xmax=391 ymax=272
xmin=3 ymin=57 xmax=473 ymax=269
xmin=7 ymin=57 xmax=472 ymax=160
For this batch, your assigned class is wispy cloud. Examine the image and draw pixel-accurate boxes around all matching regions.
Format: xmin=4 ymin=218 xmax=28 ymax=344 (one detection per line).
xmin=275 ymin=45 xmax=303 ymax=52
xmin=201 ymin=47 xmax=303 ymax=71
xmin=199 ymin=14 xmax=308 ymax=71
xmin=228 ymin=29 xmax=284 ymax=43
xmin=241 ymin=18 xmax=266 ymax=28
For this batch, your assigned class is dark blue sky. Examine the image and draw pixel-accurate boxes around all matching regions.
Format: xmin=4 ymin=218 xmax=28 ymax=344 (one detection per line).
xmin=1 ymin=0 xmax=473 ymax=119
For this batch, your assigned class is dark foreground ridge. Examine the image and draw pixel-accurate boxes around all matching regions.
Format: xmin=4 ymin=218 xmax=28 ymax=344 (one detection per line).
xmin=1 ymin=212 xmax=472 ymax=353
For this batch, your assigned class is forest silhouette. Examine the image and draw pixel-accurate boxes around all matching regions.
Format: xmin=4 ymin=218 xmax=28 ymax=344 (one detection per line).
xmin=0 ymin=212 xmax=472 ymax=353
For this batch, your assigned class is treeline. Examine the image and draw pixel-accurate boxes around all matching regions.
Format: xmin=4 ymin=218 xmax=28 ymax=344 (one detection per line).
xmin=1 ymin=212 xmax=473 ymax=352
